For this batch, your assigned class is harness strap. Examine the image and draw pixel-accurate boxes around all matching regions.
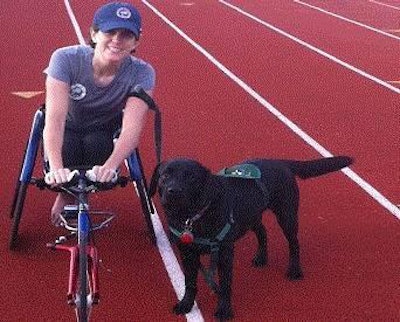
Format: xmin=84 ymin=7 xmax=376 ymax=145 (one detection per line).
xmin=218 ymin=163 xmax=270 ymax=205
xmin=169 ymin=223 xmax=232 ymax=247
xmin=169 ymin=211 xmax=234 ymax=294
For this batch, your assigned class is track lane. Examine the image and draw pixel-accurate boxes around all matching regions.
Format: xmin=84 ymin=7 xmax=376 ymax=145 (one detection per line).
xmin=188 ymin=0 xmax=400 ymax=80
xmin=143 ymin=0 xmax=399 ymax=207
xmin=296 ymin=0 xmax=400 ymax=31
xmin=140 ymin=1 xmax=400 ymax=320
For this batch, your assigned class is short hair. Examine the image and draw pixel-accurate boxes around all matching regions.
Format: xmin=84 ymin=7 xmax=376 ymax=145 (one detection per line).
xmin=89 ymin=25 xmax=100 ymax=49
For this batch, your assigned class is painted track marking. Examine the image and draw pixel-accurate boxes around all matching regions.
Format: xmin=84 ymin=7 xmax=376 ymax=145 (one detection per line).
xmin=369 ymin=0 xmax=400 ymax=11
xmin=220 ymin=0 xmax=400 ymax=95
xmin=142 ymin=0 xmax=400 ymax=220
xmin=294 ymin=0 xmax=400 ymax=41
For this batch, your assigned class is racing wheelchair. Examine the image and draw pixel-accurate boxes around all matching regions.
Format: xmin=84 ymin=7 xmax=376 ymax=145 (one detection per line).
xmin=9 ymin=94 xmax=161 ymax=251
xmin=9 ymin=97 xmax=161 ymax=320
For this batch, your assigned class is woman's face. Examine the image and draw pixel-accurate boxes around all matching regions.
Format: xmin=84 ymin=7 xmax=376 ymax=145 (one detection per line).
xmin=91 ymin=28 xmax=138 ymax=64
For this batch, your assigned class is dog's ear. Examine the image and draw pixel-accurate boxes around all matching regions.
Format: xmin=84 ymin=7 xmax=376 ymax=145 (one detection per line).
xmin=148 ymin=162 xmax=164 ymax=197
xmin=198 ymin=171 xmax=222 ymax=206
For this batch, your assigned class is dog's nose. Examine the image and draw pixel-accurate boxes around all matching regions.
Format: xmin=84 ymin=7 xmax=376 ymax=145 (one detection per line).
xmin=166 ymin=186 xmax=183 ymax=195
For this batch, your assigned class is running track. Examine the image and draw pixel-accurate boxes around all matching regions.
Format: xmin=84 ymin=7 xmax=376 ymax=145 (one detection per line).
xmin=1 ymin=1 xmax=399 ymax=321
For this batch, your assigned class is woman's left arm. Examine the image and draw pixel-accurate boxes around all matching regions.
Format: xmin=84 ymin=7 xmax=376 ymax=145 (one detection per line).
xmin=92 ymin=92 xmax=152 ymax=182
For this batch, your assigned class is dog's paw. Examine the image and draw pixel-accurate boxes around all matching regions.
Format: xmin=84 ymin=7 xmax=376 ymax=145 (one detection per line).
xmin=173 ymin=301 xmax=194 ymax=315
xmin=287 ymin=267 xmax=304 ymax=280
xmin=214 ymin=304 xmax=234 ymax=320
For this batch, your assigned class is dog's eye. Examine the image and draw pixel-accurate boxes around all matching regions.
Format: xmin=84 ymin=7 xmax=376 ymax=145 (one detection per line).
xmin=160 ymin=173 xmax=169 ymax=181
xmin=184 ymin=172 xmax=199 ymax=182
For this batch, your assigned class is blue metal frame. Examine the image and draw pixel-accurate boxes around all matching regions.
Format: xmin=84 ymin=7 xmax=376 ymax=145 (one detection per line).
xmin=126 ymin=148 xmax=143 ymax=182
xmin=20 ymin=108 xmax=45 ymax=183
xmin=11 ymin=106 xmax=156 ymax=248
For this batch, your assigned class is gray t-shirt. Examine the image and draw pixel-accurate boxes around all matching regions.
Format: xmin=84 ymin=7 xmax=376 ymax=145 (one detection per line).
xmin=45 ymin=45 xmax=155 ymax=131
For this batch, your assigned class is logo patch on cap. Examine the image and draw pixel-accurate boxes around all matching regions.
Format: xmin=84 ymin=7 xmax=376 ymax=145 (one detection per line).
xmin=116 ymin=7 xmax=132 ymax=19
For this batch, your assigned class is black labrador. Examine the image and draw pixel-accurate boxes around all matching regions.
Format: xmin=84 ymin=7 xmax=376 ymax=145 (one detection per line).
xmin=150 ymin=156 xmax=353 ymax=320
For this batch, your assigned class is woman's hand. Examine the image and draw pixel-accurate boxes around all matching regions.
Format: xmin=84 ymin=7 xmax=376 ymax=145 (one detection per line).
xmin=45 ymin=168 xmax=72 ymax=185
xmin=87 ymin=165 xmax=118 ymax=183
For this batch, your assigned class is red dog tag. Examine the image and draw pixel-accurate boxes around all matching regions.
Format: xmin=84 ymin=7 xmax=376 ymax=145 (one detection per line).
xmin=180 ymin=231 xmax=194 ymax=244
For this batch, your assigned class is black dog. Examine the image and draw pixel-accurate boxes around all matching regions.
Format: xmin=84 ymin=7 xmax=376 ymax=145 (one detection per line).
xmin=150 ymin=156 xmax=353 ymax=320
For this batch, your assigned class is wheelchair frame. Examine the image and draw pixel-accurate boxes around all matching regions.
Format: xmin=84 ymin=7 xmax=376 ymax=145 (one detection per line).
xmin=44 ymin=169 xmax=127 ymax=322
xmin=9 ymin=104 xmax=157 ymax=250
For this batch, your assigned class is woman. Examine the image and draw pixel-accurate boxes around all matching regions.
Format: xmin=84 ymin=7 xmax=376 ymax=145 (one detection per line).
xmin=43 ymin=2 xmax=155 ymax=225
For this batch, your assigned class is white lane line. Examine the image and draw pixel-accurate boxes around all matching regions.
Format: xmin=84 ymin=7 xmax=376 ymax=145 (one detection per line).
xmin=150 ymin=207 xmax=204 ymax=322
xmin=63 ymin=2 xmax=204 ymax=322
xmin=369 ymin=0 xmax=400 ymax=10
xmin=294 ymin=0 xmax=400 ymax=41
xmin=219 ymin=0 xmax=400 ymax=95
xmin=63 ymin=0 xmax=85 ymax=45
xmin=142 ymin=0 xmax=400 ymax=220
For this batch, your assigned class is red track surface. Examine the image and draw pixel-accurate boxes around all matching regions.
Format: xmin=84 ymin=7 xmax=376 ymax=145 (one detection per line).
xmin=1 ymin=1 xmax=399 ymax=321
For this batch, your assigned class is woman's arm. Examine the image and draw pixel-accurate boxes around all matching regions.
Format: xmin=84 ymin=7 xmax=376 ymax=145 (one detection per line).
xmin=91 ymin=91 xmax=152 ymax=182
xmin=43 ymin=76 xmax=71 ymax=184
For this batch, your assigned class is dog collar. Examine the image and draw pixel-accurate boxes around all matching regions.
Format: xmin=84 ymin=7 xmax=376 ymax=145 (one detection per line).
xmin=186 ymin=202 xmax=211 ymax=226
xmin=169 ymin=222 xmax=232 ymax=247
xmin=169 ymin=208 xmax=234 ymax=246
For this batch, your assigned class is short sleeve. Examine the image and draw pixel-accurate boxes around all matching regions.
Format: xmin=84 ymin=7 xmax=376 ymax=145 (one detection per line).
xmin=43 ymin=48 xmax=72 ymax=83
xmin=131 ymin=59 xmax=156 ymax=93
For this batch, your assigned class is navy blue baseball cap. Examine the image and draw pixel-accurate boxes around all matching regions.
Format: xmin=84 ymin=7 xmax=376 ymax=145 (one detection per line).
xmin=93 ymin=2 xmax=142 ymax=38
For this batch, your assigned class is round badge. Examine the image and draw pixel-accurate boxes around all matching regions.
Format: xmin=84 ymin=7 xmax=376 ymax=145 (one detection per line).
xmin=116 ymin=7 xmax=132 ymax=19
xmin=69 ymin=83 xmax=86 ymax=101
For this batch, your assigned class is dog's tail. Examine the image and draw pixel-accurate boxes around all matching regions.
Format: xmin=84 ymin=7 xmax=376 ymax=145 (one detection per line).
xmin=289 ymin=156 xmax=353 ymax=179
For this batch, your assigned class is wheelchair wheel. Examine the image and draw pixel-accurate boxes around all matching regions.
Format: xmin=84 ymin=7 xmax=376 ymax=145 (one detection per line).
xmin=75 ymin=213 xmax=90 ymax=322
xmin=135 ymin=179 xmax=156 ymax=245
xmin=9 ymin=182 xmax=29 ymax=250
xmin=9 ymin=107 xmax=45 ymax=250
xmin=76 ymin=249 xmax=89 ymax=322
xmin=126 ymin=149 xmax=156 ymax=245
xmin=10 ymin=149 xmax=27 ymax=219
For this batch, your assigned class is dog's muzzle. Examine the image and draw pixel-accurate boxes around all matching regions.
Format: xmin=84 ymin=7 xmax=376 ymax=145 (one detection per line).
xmin=161 ymin=185 xmax=190 ymax=208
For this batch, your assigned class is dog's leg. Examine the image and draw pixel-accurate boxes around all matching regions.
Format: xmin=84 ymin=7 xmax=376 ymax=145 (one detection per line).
xmin=214 ymin=243 xmax=234 ymax=320
xmin=173 ymin=247 xmax=200 ymax=315
xmin=272 ymin=182 xmax=304 ymax=280
xmin=275 ymin=209 xmax=303 ymax=280
xmin=251 ymin=221 xmax=268 ymax=267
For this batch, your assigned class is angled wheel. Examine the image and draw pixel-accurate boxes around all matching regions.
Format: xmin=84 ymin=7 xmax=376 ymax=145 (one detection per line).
xmin=9 ymin=107 xmax=45 ymax=250
xmin=135 ymin=178 xmax=156 ymax=245
xmin=10 ymin=149 xmax=27 ymax=219
xmin=126 ymin=149 xmax=156 ymax=245
xmin=9 ymin=182 xmax=29 ymax=250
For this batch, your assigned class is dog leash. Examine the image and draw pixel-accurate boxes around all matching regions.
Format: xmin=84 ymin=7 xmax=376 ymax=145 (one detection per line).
xmin=128 ymin=86 xmax=162 ymax=167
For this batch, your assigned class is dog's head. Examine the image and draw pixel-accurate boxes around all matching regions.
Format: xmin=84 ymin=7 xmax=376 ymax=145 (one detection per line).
xmin=149 ymin=158 xmax=213 ymax=212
